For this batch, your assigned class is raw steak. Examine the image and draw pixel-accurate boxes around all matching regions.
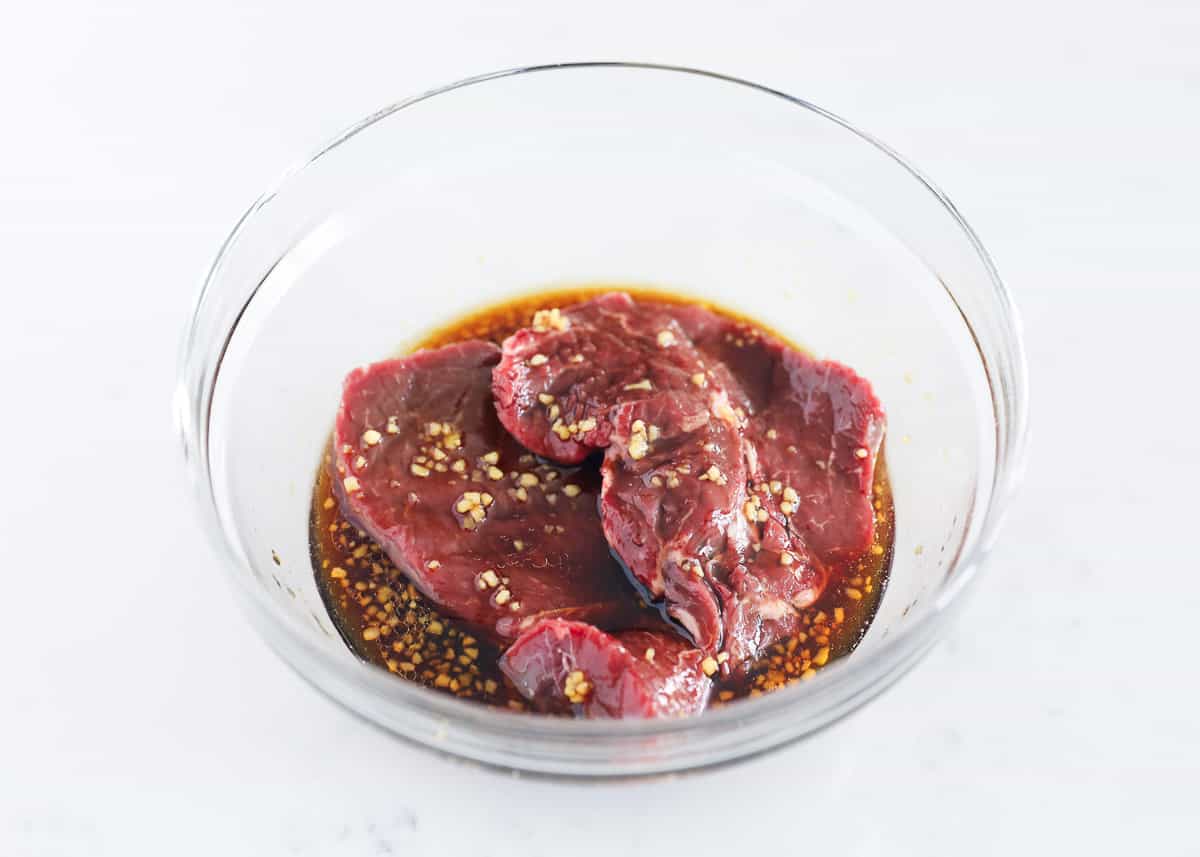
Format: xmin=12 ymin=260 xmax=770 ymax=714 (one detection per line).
xmin=674 ymin=309 xmax=886 ymax=663
xmin=675 ymin=314 xmax=887 ymax=561
xmin=599 ymin=391 xmax=748 ymax=651
xmin=492 ymin=293 xmax=712 ymax=464
xmin=332 ymin=341 xmax=642 ymax=641
xmin=499 ymin=618 xmax=711 ymax=718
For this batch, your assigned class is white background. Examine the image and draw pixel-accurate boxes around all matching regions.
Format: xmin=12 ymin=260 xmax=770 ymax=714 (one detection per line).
xmin=2 ymin=1 xmax=1197 ymax=855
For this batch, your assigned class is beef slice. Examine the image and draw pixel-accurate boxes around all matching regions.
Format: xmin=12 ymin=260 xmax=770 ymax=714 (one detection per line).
xmin=677 ymin=315 xmax=887 ymax=561
xmin=494 ymin=294 xmax=747 ymax=651
xmin=332 ymin=340 xmax=641 ymax=641
xmin=499 ymin=618 xmax=711 ymax=718
xmin=491 ymin=293 xmax=709 ymax=463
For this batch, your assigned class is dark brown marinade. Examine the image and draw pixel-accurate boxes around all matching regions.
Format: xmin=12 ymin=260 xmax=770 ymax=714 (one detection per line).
xmin=310 ymin=286 xmax=894 ymax=711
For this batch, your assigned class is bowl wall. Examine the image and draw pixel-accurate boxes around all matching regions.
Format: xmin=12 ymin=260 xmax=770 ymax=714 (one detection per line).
xmin=179 ymin=64 xmax=1027 ymax=775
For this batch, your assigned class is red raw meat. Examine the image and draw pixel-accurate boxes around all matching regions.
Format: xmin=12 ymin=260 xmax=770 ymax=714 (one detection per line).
xmin=332 ymin=341 xmax=642 ymax=641
xmin=492 ymin=293 xmax=709 ymax=464
xmin=494 ymin=294 xmax=746 ymax=651
xmin=499 ymin=618 xmax=711 ymax=718
xmin=677 ymin=315 xmax=887 ymax=561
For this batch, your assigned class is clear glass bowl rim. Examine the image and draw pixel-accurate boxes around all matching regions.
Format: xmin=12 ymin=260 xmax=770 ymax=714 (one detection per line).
xmin=176 ymin=62 xmax=1030 ymax=755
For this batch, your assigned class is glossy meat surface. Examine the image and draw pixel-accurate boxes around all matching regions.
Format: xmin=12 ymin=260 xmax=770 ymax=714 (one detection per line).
xmin=499 ymin=618 xmax=711 ymax=718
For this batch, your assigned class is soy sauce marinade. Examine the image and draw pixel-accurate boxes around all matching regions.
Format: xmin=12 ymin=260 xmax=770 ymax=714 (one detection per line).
xmin=310 ymin=287 xmax=894 ymax=711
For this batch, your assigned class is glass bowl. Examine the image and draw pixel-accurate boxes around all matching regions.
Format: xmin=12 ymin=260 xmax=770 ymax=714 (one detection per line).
xmin=175 ymin=62 xmax=1028 ymax=777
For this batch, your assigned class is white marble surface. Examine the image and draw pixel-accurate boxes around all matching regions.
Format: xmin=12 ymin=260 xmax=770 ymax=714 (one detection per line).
xmin=2 ymin=1 xmax=1197 ymax=854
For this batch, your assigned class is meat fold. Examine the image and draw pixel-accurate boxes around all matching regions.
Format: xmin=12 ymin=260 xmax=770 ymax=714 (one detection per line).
xmin=499 ymin=618 xmax=711 ymax=718
xmin=599 ymin=391 xmax=747 ymax=652
xmin=494 ymin=294 xmax=746 ymax=652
